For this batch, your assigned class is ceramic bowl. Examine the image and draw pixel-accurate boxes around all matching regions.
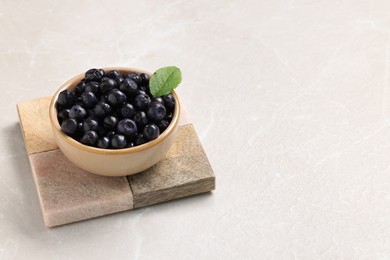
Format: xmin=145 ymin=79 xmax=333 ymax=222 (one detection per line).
xmin=49 ymin=67 xmax=180 ymax=177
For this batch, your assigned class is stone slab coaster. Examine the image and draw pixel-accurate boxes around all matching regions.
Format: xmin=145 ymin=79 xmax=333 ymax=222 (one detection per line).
xmin=17 ymin=97 xmax=215 ymax=227
xmin=129 ymin=125 xmax=215 ymax=208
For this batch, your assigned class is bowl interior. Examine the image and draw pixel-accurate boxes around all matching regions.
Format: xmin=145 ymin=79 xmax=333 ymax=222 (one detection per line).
xmin=49 ymin=67 xmax=181 ymax=155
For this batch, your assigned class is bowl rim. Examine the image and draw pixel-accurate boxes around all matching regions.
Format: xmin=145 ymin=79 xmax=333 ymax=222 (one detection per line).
xmin=49 ymin=67 xmax=181 ymax=155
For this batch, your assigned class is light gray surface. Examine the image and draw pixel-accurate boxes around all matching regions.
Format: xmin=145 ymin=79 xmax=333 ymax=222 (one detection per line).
xmin=2 ymin=0 xmax=390 ymax=259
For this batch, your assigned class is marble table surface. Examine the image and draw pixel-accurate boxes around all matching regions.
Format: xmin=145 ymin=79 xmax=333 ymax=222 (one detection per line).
xmin=2 ymin=0 xmax=390 ymax=259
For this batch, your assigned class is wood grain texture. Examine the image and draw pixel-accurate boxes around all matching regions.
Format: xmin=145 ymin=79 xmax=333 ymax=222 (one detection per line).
xmin=128 ymin=124 xmax=215 ymax=208
xmin=17 ymin=97 xmax=57 ymax=155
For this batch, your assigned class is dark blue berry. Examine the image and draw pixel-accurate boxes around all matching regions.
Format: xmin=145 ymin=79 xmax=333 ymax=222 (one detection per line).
xmin=147 ymin=102 xmax=166 ymax=122
xmin=143 ymin=124 xmax=160 ymax=141
xmin=94 ymin=102 xmax=112 ymax=117
xmin=85 ymin=68 xmax=104 ymax=82
xmin=134 ymin=111 xmax=148 ymax=129
xmin=81 ymin=91 xmax=98 ymax=109
xmin=74 ymin=82 xmax=86 ymax=95
xmin=127 ymin=73 xmax=141 ymax=84
xmin=107 ymin=89 xmax=127 ymax=107
xmin=80 ymin=130 xmax=98 ymax=146
xmin=135 ymin=134 xmax=146 ymax=146
xmin=119 ymin=78 xmax=138 ymax=97
xmin=83 ymin=118 xmax=99 ymax=132
xmin=117 ymin=119 xmax=137 ymax=138
xmin=106 ymin=70 xmax=121 ymax=79
xmin=136 ymin=89 xmax=147 ymax=96
xmin=157 ymin=119 xmax=169 ymax=132
xmin=162 ymin=94 xmax=176 ymax=111
xmin=120 ymin=103 xmax=135 ymax=118
xmin=97 ymin=137 xmax=110 ymax=149
xmin=100 ymin=77 xmax=117 ymax=93
xmin=58 ymin=108 xmax=70 ymax=122
xmin=134 ymin=94 xmax=151 ymax=111
xmin=57 ymin=90 xmax=76 ymax=108
xmin=116 ymin=77 xmax=124 ymax=85
xmin=69 ymin=105 xmax=87 ymax=120
xmin=140 ymin=73 xmax=149 ymax=86
xmin=151 ymin=97 xmax=164 ymax=105
xmin=87 ymin=114 xmax=100 ymax=122
xmin=127 ymin=142 xmax=135 ymax=148
xmin=139 ymin=85 xmax=151 ymax=96
xmin=103 ymin=116 xmax=118 ymax=130
xmin=61 ymin=118 xmax=78 ymax=135
xmin=111 ymin=134 xmax=127 ymax=149
xmin=84 ymin=81 xmax=100 ymax=94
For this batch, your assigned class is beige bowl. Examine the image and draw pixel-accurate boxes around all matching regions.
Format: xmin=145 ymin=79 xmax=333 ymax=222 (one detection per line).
xmin=49 ymin=67 xmax=180 ymax=177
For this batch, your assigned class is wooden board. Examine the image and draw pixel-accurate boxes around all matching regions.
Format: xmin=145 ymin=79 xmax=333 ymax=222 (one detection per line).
xmin=17 ymin=97 xmax=215 ymax=227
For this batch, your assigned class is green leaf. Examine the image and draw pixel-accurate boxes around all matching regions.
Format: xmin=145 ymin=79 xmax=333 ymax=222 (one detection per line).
xmin=150 ymin=66 xmax=182 ymax=97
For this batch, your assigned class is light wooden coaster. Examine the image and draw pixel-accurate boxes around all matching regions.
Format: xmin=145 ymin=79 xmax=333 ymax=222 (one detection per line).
xmin=17 ymin=97 xmax=215 ymax=227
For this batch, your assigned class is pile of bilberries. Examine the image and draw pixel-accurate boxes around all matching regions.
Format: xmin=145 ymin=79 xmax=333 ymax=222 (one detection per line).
xmin=56 ymin=68 xmax=175 ymax=149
